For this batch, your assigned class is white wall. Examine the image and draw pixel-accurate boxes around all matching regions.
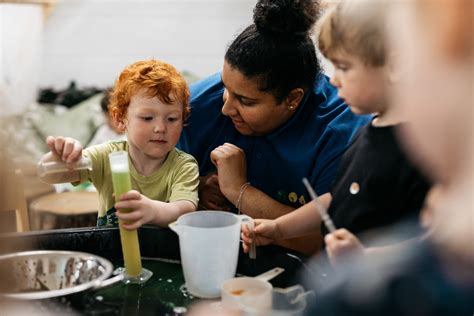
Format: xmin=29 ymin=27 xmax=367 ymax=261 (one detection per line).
xmin=0 ymin=4 xmax=43 ymax=115
xmin=40 ymin=0 xmax=255 ymax=89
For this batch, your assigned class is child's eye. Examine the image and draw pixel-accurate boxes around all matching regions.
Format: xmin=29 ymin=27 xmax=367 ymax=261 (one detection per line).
xmin=140 ymin=116 xmax=153 ymax=121
xmin=167 ymin=117 xmax=179 ymax=122
xmin=336 ymin=64 xmax=349 ymax=71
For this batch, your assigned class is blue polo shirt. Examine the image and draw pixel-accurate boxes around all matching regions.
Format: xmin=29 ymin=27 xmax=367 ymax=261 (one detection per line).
xmin=177 ymin=73 xmax=370 ymax=209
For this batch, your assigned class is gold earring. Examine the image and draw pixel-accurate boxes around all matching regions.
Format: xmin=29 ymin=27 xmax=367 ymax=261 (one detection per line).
xmin=288 ymin=106 xmax=295 ymax=110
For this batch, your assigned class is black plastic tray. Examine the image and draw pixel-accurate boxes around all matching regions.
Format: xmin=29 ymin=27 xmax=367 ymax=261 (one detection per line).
xmin=0 ymin=226 xmax=309 ymax=315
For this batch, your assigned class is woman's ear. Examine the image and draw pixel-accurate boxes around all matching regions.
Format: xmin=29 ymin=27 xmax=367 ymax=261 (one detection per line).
xmin=285 ymin=88 xmax=305 ymax=111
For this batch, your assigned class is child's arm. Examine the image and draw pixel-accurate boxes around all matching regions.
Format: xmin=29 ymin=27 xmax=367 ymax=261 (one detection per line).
xmin=325 ymin=229 xmax=422 ymax=268
xmin=114 ymin=190 xmax=196 ymax=230
xmin=241 ymin=193 xmax=332 ymax=252
xmin=38 ymin=136 xmax=83 ymax=184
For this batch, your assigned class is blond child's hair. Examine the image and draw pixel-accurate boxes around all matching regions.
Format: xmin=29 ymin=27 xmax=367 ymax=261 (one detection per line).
xmin=316 ymin=1 xmax=387 ymax=66
xmin=109 ymin=59 xmax=190 ymax=123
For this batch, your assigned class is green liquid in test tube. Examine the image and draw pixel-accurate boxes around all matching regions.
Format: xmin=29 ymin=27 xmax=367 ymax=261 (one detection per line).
xmin=109 ymin=151 xmax=152 ymax=282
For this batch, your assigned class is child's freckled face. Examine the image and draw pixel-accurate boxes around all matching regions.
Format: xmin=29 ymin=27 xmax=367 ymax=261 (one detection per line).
xmin=122 ymin=89 xmax=184 ymax=160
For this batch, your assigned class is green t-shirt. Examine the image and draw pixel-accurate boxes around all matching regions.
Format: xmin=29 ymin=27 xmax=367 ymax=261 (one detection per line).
xmin=78 ymin=141 xmax=199 ymax=226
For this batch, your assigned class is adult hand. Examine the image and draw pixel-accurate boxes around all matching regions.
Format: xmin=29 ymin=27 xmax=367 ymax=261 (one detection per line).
xmin=114 ymin=190 xmax=156 ymax=230
xmin=198 ymin=173 xmax=232 ymax=211
xmin=241 ymin=219 xmax=282 ymax=253
xmin=46 ymin=136 xmax=83 ymax=164
xmin=210 ymin=143 xmax=247 ymax=204
xmin=325 ymin=228 xmax=365 ymax=267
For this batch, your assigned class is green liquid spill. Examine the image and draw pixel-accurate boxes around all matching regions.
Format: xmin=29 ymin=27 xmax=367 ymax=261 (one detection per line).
xmin=79 ymin=258 xmax=198 ymax=315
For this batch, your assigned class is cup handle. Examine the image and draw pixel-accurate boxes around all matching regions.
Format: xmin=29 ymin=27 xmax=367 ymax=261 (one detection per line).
xmin=255 ymin=267 xmax=285 ymax=281
xmin=273 ymin=284 xmax=313 ymax=305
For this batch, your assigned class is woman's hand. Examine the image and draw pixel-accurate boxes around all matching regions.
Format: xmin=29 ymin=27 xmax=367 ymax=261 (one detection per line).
xmin=325 ymin=228 xmax=365 ymax=267
xmin=241 ymin=219 xmax=282 ymax=253
xmin=210 ymin=143 xmax=247 ymax=204
xmin=114 ymin=190 xmax=156 ymax=230
xmin=198 ymin=173 xmax=232 ymax=211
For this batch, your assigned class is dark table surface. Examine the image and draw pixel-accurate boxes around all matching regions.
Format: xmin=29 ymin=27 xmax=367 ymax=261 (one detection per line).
xmin=0 ymin=226 xmax=311 ymax=315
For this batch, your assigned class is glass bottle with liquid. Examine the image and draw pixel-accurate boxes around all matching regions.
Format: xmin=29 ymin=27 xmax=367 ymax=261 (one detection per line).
xmin=37 ymin=156 xmax=93 ymax=177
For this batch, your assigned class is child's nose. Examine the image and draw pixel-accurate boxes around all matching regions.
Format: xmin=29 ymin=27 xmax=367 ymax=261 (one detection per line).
xmin=153 ymin=120 xmax=166 ymax=133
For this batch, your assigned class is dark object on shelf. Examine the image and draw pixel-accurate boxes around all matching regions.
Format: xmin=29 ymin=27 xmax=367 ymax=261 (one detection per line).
xmin=38 ymin=81 xmax=103 ymax=108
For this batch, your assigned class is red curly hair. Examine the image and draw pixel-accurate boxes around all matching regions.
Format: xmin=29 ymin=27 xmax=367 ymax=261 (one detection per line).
xmin=109 ymin=59 xmax=190 ymax=123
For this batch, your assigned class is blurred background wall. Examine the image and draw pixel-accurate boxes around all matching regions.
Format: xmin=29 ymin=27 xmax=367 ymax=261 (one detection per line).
xmin=1 ymin=0 xmax=333 ymax=115
xmin=1 ymin=0 xmax=255 ymax=114
xmin=0 ymin=3 xmax=43 ymax=115
xmin=41 ymin=0 xmax=255 ymax=88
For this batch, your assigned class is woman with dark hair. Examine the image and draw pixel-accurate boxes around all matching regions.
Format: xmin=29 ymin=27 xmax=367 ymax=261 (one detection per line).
xmin=177 ymin=0 xmax=369 ymax=254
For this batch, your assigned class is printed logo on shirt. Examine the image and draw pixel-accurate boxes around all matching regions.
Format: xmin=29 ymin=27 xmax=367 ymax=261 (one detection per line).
xmin=277 ymin=190 xmax=307 ymax=206
xmin=288 ymin=192 xmax=298 ymax=203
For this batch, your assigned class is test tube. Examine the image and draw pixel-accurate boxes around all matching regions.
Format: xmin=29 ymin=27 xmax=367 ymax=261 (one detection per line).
xmin=109 ymin=151 xmax=147 ymax=281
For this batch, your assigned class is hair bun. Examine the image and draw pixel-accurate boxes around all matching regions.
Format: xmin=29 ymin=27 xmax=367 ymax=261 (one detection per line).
xmin=253 ymin=0 xmax=319 ymax=37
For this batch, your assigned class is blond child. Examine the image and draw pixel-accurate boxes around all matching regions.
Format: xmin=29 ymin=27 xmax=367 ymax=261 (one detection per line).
xmin=242 ymin=1 xmax=430 ymax=267
xmin=305 ymin=0 xmax=473 ymax=314
xmin=39 ymin=59 xmax=199 ymax=229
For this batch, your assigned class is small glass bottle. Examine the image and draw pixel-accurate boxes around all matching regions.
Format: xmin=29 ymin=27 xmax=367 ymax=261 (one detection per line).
xmin=37 ymin=156 xmax=93 ymax=177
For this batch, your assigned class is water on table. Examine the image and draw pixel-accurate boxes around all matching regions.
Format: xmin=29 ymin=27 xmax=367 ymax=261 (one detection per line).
xmin=76 ymin=257 xmax=198 ymax=315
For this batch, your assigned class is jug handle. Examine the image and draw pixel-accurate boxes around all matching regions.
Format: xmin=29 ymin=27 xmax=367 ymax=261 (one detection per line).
xmin=237 ymin=215 xmax=257 ymax=259
xmin=236 ymin=214 xmax=252 ymax=223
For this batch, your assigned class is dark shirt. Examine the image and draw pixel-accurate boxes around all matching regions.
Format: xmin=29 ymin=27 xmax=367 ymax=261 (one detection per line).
xmin=323 ymin=122 xmax=430 ymax=244
xmin=305 ymin=241 xmax=474 ymax=316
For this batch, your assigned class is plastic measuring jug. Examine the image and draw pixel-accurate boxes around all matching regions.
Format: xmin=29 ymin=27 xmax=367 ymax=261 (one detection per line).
xmin=169 ymin=211 xmax=252 ymax=298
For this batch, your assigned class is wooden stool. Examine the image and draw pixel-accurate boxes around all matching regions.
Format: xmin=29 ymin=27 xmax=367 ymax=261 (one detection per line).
xmin=30 ymin=191 xmax=99 ymax=230
xmin=0 ymin=169 xmax=30 ymax=232
xmin=24 ymin=176 xmax=56 ymax=202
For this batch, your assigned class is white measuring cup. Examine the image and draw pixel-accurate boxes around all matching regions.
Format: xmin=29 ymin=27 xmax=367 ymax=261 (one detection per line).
xmin=169 ymin=211 xmax=253 ymax=298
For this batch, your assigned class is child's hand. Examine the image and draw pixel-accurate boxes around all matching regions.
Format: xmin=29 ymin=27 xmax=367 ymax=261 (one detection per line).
xmin=325 ymin=228 xmax=365 ymax=267
xmin=114 ymin=190 xmax=155 ymax=230
xmin=46 ymin=136 xmax=83 ymax=163
xmin=241 ymin=219 xmax=281 ymax=253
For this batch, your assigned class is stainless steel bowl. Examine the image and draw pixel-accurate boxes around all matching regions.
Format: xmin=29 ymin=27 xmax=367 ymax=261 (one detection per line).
xmin=0 ymin=250 xmax=123 ymax=300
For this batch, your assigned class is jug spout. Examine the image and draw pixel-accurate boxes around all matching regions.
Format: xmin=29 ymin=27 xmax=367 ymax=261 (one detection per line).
xmin=168 ymin=221 xmax=182 ymax=235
